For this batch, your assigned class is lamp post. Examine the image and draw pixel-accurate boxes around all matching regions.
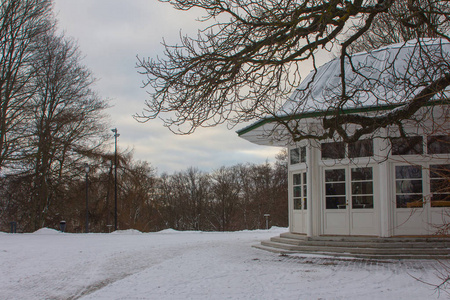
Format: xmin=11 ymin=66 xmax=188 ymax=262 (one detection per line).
xmin=111 ymin=128 xmax=119 ymax=231
xmin=84 ymin=163 xmax=90 ymax=233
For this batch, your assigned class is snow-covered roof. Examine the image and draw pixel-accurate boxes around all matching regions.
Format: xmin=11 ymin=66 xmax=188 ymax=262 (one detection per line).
xmin=238 ymin=38 xmax=450 ymax=146
xmin=281 ymin=38 xmax=450 ymax=115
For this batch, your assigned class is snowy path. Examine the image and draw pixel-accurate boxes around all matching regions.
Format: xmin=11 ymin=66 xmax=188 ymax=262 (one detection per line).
xmin=0 ymin=228 xmax=445 ymax=299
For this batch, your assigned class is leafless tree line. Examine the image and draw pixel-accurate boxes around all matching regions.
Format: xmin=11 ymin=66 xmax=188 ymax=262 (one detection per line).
xmin=0 ymin=149 xmax=287 ymax=233
xmin=152 ymin=156 xmax=288 ymax=232
xmin=0 ymin=0 xmax=110 ymax=231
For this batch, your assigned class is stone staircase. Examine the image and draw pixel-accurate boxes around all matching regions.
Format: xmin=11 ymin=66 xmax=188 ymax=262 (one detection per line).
xmin=254 ymin=232 xmax=450 ymax=259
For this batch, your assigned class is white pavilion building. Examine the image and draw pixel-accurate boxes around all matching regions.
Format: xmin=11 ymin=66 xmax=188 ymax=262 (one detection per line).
xmin=238 ymin=39 xmax=450 ymax=238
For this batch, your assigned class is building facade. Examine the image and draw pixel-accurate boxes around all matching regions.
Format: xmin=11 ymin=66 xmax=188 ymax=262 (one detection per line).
xmin=238 ymin=39 xmax=450 ymax=237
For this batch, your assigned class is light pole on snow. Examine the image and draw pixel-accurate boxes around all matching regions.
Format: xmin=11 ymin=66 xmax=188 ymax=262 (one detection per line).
xmin=111 ymin=128 xmax=120 ymax=231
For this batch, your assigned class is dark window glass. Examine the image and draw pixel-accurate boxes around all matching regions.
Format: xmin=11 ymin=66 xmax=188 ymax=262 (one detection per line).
xmin=326 ymin=183 xmax=346 ymax=195
xmin=300 ymin=147 xmax=306 ymax=163
xmin=349 ymin=139 xmax=374 ymax=158
xmin=351 ymin=167 xmax=373 ymax=181
xmin=321 ymin=142 xmax=345 ymax=159
xmin=293 ymin=172 xmax=307 ymax=210
xmin=352 ymin=196 xmax=374 ymax=209
xmin=391 ymin=137 xmax=423 ymax=155
xmin=325 ymin=169 xmax=346 ymax=182
xmin=428 ymin=136 xmax=450 ymax=154
xmin=351 ymin=167 xmax=373 ymax=209
xmin=293 ymin=173 xmax=301 ymax=185
xmin=293 ymin=186 xmax=301 ymax=198
xmin=325 ymin=169 xmax=346 ymax=209
xmin=430 ymin=164 xmax=450 ymax=207
xmin=396 ymin=195 xmax=423 ymax=208
xmin=290 ymin=147 xmax=306 ymax=164
xmin=395 ymin=165 xmax=422 ymax=179
xmin=290 ymin=148 xmax=300 ymax=164
xmin=395 ymin=165 xmax=423 ymax=208
xmin=294 ymin=198 xmax=302 ymax=210
xmin=326 ymin=197 xmax=346 ymax=209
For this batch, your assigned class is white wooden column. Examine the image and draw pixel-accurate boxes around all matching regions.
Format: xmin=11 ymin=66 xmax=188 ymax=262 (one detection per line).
xmin=306 ymin=140 xmax=313 ymax=237
xmin=376 ymin=132 xmax=390 ymax=237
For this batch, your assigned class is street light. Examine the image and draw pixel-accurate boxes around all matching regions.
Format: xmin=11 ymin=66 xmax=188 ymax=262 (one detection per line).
xmin=111 ymin=128 xmax=120 ymax=231
xmin=84 ymin=163 xmax=90 ymax=233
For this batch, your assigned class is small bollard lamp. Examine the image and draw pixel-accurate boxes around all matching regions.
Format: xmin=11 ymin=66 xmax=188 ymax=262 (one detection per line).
xmin=85 ymin=163 xmax=90 ymax=233
xmin=264 ymin=214 xmax=270 ymax=229
xmin=60 ymin=220 xmax=66 ymax=232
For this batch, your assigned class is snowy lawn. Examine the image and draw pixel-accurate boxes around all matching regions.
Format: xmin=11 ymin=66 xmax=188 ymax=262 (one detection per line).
xmin=0 ymin=227 xmax=446 ymax=300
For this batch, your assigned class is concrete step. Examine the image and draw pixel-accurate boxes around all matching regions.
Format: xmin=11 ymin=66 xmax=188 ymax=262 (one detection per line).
xmin=254 ymin=232 xmax=450 ymax=259
xmin=261 ymin=240 xmax=450 ymax=255
xmin=253 ymin=244 xmax=450 ymax=260
xmin=271 ymin=236 xmax=450 ymax=249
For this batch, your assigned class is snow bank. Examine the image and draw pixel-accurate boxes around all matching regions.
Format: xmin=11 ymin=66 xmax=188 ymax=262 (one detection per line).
xmin=32 ymin=227 xmax=62 ymax=235
xmin=110 ymin=229 xmax=143 ymax=235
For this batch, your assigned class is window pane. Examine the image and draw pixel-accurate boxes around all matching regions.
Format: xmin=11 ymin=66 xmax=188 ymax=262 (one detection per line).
xmin=352 ymin=196 xmax=374 ymax=209
xmin=321 ymin=142 xmax=345 ymax=159
xmin=430 ymin=179 xmax=446 ymax=193
xmin=430 ymin=164 xmax=450 ymax=208
xmin=431 ymin=194 xmax=450 ymax=207
xmin=326 ymin=196 xmax=346 ymax=209
xmin=303 ymin=198 xmax=307 ymax=209
xmin=290 ymin=148 xmax=300 ymax=164
xmin=391 ymin=137 xmax=423 ymax=155
xmin=300 ymin=146 xmax=306 ymax=163
xmin=396 ymin=180 xmax=423 ymax=194
xmin=293 ymin=173 xmax=301 ymax=185
xmin=293 ymin=186 xmax=301 ymax=198
xmin=351 ymin=167 xmax=373 ymax=181
xmin=395 ymin=166 xmax=422 ymax=179
xmin=325 ymin=169 xmax=345 ymax=182
xmin=428 ymin=136 xmax=450 ymax=154
xmin=326 ymin=183 xmax=346 ymax=196
xmin=352 ymin=182 xmax=373 ymax=195
xmin=430 ymin=165 xmax=450 ymax=179
xmin=294 ymin=198 xmax=302 ymax=210
xmin=349 ymin=139 xmax=374 ymax=158
xmin=396 ymin=195 xmax=423 ymax=208
xmin=395 ymin=165 xmax=423 ymax=208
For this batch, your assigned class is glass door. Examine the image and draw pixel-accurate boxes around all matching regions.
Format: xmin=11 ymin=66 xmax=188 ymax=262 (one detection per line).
xmin=291 ymin=171 xmax=307 ymax=233
xmin=323 ymin=167 xmax=376 ymax=235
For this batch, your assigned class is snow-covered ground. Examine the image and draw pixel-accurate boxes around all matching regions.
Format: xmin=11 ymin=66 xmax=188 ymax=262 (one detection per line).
xmin=0 ymin=227 xmax=446 ymax=300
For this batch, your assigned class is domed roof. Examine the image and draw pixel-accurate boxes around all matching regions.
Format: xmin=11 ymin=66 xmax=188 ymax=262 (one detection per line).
xmin=238 ymin=39 xmax=450 ymax=146
xmin=280 ymin=38 xmax=450 ymax=116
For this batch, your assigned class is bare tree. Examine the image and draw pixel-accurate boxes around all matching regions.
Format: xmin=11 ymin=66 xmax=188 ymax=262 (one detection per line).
xmin=0 ymin=0 xmax=52 ymax=168
xmin=211 ymin=166 xmax=241 ymax=231
xmin=136 ymin=0 xmax=450 ymax=144
xmin=22 ymin=30 xmax=108 ymax=231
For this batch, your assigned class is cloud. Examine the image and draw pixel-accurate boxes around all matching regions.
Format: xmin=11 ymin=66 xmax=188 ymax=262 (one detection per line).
xmin=53 ymin=0 xmax=282 ymax=174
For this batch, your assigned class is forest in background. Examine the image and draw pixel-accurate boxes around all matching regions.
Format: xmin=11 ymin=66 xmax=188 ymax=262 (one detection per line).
xmin=0 ymin=0 xmax=288 ymax=233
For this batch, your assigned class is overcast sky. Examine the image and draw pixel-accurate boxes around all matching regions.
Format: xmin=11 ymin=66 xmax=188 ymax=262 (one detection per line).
xmin=50 ymin=0 xmax=288 ymax=175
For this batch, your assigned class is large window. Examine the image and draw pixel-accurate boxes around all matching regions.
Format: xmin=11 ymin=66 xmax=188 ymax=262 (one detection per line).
xmin=428 ymin=136 xmax=450 ymax=154
xmin=321 ymin=139 xmax=373 ymax=160
xmin=325 ymin=169 xmax=346 ymax=209
xmin=391 ymin=137 xmax=423 ymax=155
xmin=290 ymin=147 xmax=306 ymax=164
xmin=349 ymin=140 xmax=374 ymax=158
xmin=293 ymin=172 xmax=307 ymax=210
xmin=430 ymin=164 xmax=450 ymax=207
xmin=321 ymin=142 xmax=345 ymax=159
xmin=351 ymin=167 xmax=374 ymax=209
xmin=395 ymin=165 xmax=423 ymax=208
